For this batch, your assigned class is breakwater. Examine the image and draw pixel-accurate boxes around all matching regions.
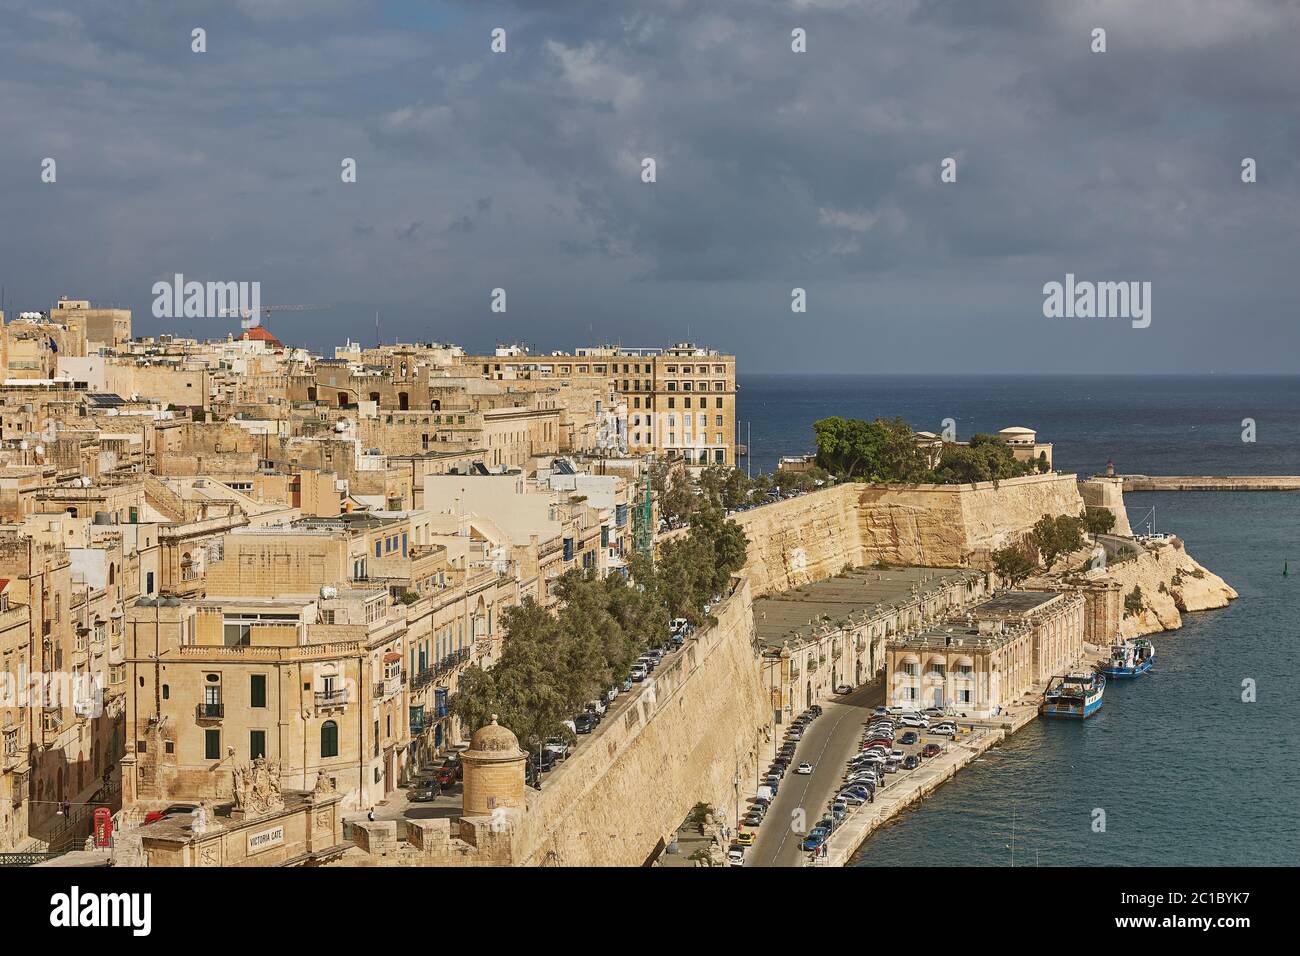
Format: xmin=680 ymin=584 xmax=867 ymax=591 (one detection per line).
xmin=1122 ymin=475 xmax=1300 ymax=491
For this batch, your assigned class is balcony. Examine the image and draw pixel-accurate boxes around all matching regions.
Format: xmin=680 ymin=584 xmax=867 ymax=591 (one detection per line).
xmin=374 ymin=672 xmax=404 ymax=699
xmin=196 ymin=702 xmax=225 ymax=720
xmin=314 ymin=688 xmax=350 ymax=711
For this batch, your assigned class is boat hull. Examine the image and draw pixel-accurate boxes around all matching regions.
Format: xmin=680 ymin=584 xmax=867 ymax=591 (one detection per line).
xmin=1039 ymin=695 xmax=1104 ymax=719
xmin=1039 ymin=673 xmax=1106 ymax=720
xmin=1100 ymin=656 xmax=1154 ymax=679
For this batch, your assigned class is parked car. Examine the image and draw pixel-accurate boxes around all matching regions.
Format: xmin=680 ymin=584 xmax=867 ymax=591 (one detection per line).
xmin=928 ymin=724 xmax=957 ymax=738
xmin=574 ymin=713 xmax=595 ymax=734
xmin=902 ymin=755 xmax=920 ymax=770
xmin=588 ymin=698 xmax=608 ymax=716
xmin=899 ymin=731 xmax=919 ymax=746
xmin=922 ymin=743 xmax=943 ymax=758
xmin=544 ymin=738 xmax=571 ymax=759
xmin=898 ymin=714 xmax=929 ymax=728
xmin=802 ymin=832 xmax=826 ymax=852
xmin=873 ymin=706 xmax=890 ymax=717
xmin=727 ymin=845 xmax=746 ymax=867
xmin=434 ymin=764 xmax=460 ymax=787
xmin=670 ymin=617 xmax=689 ymax=633
xmin=796 ymin=762 xmax=813 ymax=775
xmin=531 ymin=750 xmax=558 ymax=773
xmin=835 ymin=684 xmax=854 ymax=695
xmin=410 ymin=784 xmax=441 ymax=802
xmin=622 ymin=676 xmax=634 ymax=692
xmin=630 ymin=664 xmax=648 ymax=682
xmin=734 ymin=830 xmax=756 ymax=847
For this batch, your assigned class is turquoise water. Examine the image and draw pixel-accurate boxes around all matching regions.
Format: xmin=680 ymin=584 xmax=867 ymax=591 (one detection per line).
xmin=735 ymin=375 xmax=1300 ymax=866
xmin=850 ymin=492 xmax=1300 ymax=866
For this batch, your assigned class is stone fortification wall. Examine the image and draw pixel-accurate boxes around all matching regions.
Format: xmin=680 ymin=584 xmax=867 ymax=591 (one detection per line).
xmin=726 ymin=473 xmax=1085 ymax=597
xmin=512 ymin=576 xmax=768 ymax=867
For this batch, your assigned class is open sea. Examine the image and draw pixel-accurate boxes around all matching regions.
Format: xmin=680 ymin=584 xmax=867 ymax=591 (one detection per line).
xmin=737 ymin=375 xmax=1300 ymax=866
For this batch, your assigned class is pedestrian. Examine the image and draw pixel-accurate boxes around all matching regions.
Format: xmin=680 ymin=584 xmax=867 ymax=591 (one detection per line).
xmin=366 ymin=807 xmax=375 ymax=822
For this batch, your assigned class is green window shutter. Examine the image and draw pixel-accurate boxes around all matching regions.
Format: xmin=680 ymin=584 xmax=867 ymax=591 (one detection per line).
xmin=205 ymin=729 xmax=221 ymax=761
xmin=250 ymin=674 xmax=267 ymax=708
xmin=321 ymin=721 xmax=339 ymax=758
xmin=249 ymin=730 xmax=267 ymax=760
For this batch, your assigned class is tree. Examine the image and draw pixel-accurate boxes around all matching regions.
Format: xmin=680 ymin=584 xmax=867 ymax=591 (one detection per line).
xmin=1124 ymin=585 xmax=1144 ymax=616
xmin=992 ymin=545 xmax=1036 ymax=586
xmin=1030 ymin=514 xmax=1086 ymax=571
xmin=812 ymin=415 xmax=930 ymax=482
xmin=933 ymin=435 xmax=1034 ymax=484
xmin=1083 ymin=506 xmax=1116 ymax=536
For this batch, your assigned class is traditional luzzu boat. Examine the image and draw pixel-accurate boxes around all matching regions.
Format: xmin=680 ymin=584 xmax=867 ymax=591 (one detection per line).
xmin=1099 ymin=638 xmax=1155 ymax=679
xmin=1040 ymin=671 xmax=1106 ymax=719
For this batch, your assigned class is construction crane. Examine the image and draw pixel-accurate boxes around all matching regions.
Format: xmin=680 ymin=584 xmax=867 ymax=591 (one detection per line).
xmin=218 ymin=303 xmax=331 ymax=330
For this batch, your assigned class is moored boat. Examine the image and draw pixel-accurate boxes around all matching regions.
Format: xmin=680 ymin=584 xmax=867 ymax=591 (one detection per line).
xmin=1100 ymin=638 xmax=1155 ymax=678
xmin=1040 ymin=671 xmax=1105 ymax=719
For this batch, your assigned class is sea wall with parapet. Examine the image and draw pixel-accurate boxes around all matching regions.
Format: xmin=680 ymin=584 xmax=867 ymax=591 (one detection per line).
xmin=724 ymin=473 xmax=1086 ymax=597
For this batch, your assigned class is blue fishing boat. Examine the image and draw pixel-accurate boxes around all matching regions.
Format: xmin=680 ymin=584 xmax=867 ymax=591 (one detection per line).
xmin=1099 ymin=638 xmax=1155 ymax=678
xmin=1040 ymin=671 xmax=1105 ymax=720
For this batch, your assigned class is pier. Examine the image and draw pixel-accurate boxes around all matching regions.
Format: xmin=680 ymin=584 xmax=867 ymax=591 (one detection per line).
xmin=1121 ymin=475 xmax=1300 ymax=492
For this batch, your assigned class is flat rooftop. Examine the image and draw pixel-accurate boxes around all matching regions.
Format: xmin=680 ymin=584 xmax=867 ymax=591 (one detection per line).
xmin=752 ymin=566 xmax=984 ymax=648
xmin=973 ymin=591 xmax=1060 ymax=616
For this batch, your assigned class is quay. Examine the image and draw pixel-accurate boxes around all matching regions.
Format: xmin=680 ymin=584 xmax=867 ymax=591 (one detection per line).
xmin=1121 ymin=475 xmax=1300 ymax=492
xmin=773 ymin=645 xmax=1109 ymax=869
xmin=809 ymin=695 xmax=1041 ymax=868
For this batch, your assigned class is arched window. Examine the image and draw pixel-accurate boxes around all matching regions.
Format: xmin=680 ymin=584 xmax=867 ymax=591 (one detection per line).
xmin=321 ymin=721 xmax=339 ymax=758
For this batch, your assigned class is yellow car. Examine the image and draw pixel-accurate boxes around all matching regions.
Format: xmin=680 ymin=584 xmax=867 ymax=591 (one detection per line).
xmin=734 ymin=830 xmax=756 ymax=847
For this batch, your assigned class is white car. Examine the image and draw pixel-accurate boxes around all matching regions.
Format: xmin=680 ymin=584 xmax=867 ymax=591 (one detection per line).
xmin=670 ymin=617 xmax=689 ymax=633
xmin=928 ymin=724 xmax=957 ymax=737
xmin=727 ymin=846 xmax=745 ymax=867
xmin=588 ymin=699 xmax=607 ymax=716
xmin=796 ymin=762 xmax=813 ymax=775
xmin=630 ymin=664 xmax=648 ymax=681
xmin=898 ymin=714 xmax=929 ymax=728
xmin=834 ymin=684 xmax=854 ymax=695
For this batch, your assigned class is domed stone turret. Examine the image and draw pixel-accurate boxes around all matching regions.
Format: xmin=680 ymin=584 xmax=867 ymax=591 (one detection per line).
xmin=462 ymin=715 xmax=527 ymax=817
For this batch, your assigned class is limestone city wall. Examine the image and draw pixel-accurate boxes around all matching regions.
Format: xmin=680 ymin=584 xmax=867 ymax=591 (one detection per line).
xmin=510 ymin=575 xmax=768 ymax=867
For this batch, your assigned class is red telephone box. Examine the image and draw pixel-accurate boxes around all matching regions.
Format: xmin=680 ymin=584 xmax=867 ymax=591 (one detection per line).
xmin=93 ymin=807 xmax=113 ymax=848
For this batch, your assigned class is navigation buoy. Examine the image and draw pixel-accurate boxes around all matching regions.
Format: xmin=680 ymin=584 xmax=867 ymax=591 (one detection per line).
xmin=1284 ymin=561 xmax=1289 ymax=577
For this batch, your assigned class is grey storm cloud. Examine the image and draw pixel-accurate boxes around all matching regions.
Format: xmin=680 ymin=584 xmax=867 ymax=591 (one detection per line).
xmin=1 ymin=0 xmax=1298 ymax=372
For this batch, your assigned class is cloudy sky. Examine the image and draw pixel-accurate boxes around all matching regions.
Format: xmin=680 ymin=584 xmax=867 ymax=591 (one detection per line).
xmin=2 ymin=0 xmax=1297 ymax=373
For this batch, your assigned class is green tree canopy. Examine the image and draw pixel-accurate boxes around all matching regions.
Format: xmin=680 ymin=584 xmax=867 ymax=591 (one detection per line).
xmin=812 ymin=415 xmax=930 ymax=482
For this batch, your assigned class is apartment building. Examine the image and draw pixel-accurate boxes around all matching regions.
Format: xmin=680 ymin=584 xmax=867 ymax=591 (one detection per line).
xmin=460 ymin=342 xmax=737 ymax=466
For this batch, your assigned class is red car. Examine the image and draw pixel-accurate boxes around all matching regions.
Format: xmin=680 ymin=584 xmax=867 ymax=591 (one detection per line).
xmin=921 ymin=743 xmax=942 ymax=759
xmin=862 ymin=738 xmax=893 ymax=750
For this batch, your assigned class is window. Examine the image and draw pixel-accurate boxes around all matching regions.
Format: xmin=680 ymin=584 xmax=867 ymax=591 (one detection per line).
xmin=250 ymin=675 xmax=267 ymax=708
xmin=249 ymin=730 xmax=267 ymax=760
xmin=375 ymin=540 xmax=382 ymax=557
xmin=145 ymin=572 xmax=154 ymax=594
xmin=204 ymin=729 xmax=221 ymax=760
xmin=958 ymin=688 xmax=972 ymax=703
xmin=321 ymin=721 xmax=339 ymax=758
xmin=715 ymin=397 xmax=723 ymax=408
